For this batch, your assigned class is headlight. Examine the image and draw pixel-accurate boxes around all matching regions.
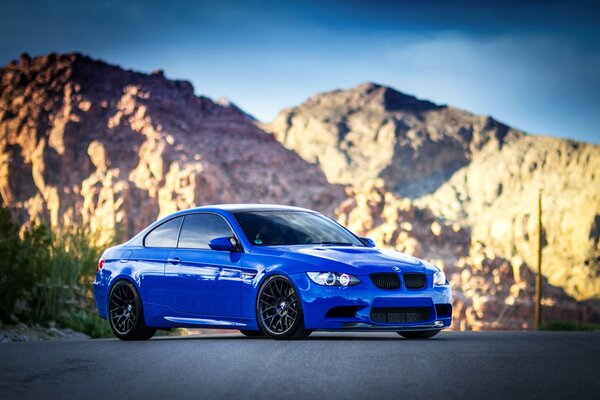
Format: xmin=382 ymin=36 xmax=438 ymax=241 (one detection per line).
xmin=433 ymin=270 xmax=446 ymax=286
xmin=307 ymin=272 xmax=360 ymax=287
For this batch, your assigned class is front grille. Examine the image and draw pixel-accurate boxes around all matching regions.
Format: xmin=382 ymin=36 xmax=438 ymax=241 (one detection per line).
xmin=370 ymin=307 xmax=430 ymax=323
xmin=370 ymin=273 xmax=401 ymax=289
xmin=403 ymin=273 xmax=427 ymax=289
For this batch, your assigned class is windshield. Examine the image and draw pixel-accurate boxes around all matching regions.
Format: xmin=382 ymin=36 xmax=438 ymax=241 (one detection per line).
xmin=233 ymin=211 xmax=364 ymax=247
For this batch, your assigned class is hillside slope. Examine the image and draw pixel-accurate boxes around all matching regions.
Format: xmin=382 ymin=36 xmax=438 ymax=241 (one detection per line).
xmin=267 ymin=82 xmax=518 ymax=197
xmin=0 ymin=53 xmax=343 ymax=242
xmin=1 ymin=54 xmax=598 ymax=329
xmin=337 ymin=181 xmax=597 ymax=329
xmin=419 ymin=134 xmax=600 ymax=300
xmin=266 ymin=83 xmax=600 ymax=301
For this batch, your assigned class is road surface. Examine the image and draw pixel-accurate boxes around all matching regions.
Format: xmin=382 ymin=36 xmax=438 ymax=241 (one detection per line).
xmin=1 ymin=331 xmax=599 ymax=399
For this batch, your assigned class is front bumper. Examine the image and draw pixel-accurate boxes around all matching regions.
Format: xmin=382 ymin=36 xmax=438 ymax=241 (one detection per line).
xmin=290 ymin=272 xmax=452 ymax=331
xmin=335 ymin=321 xmax=446 ymax=331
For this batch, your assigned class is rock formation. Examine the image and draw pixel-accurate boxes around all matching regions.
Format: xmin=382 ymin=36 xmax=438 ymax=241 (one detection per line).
xmin=267 ymin=83 xmax=600 ymax=302
xmin=337 ymin=181 xmax=599 ymax=329
xmin=0 ymin=53 xmax=343 ymax=243
xmin=2 ymin=54 xmax=598 ymax=329
xmin=267 ymin=82 xmax=517 ymax=198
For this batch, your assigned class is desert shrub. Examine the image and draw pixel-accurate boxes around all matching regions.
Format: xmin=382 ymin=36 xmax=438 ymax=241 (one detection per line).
xmin=32 ymin=226 xmax=115 ymax=337
xmin=0 ymin=206 xmax=115 ymax=337
xmin=0 ymin=208 xmax=51 ymax=321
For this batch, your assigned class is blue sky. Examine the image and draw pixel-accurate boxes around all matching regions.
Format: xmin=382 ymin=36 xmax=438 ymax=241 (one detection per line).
xmin=1 ymin=0 xmax=599 ymax=143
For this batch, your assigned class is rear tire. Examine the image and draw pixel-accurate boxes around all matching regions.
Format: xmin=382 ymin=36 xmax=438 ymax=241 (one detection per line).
xmin=257 ymin=275 xmax=311 ymax=340
xmin=397 ymin=329 xmax=441 ymax=339
xmin=108 ymin=280 xmax=156 ymax=341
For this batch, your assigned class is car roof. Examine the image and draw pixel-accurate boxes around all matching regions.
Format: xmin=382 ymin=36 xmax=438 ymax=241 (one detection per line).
xmin=124 ymin=204 xmax=318 ymax=246
xmin=184 ymin=204 xmax=315 ymax=213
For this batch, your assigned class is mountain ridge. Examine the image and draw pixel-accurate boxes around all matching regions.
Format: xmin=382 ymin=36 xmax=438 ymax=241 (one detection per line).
xmin=266 ymin=81 xmax=600 ymax=302
xmin=0 ymin=52 xmax=344 ymax=241
xmin=266 ymin=81 xmax=523 ymax=198
xmin=1 ymin=52 xmax=598 ymax=329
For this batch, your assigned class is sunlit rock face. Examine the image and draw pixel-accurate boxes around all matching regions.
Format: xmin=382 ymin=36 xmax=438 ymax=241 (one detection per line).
xmin=419 ymin=135 xmax=600 ymax=302
xmin=0 ymin=53 xmax=344 ymax=243
xmin=267 ymin=83 xmax=600 ymax=302
xmin=1 ymin=54 xmax=599 ymax=329
xmin=266 ymin=82 xmax=516 ymax=198
xmin=336 ymin=182 xmax=600 ymax=329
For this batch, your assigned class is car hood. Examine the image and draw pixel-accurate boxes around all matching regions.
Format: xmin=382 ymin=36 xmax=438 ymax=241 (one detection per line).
xmin=254 ymin=245 xmax=438 ymax=275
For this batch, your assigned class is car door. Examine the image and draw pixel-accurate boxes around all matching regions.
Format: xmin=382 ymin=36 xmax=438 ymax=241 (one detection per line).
xmin=133 ymin=216 xmax=184 ymax=308
xmin=165 ymin=213 xmax=244 ymax=317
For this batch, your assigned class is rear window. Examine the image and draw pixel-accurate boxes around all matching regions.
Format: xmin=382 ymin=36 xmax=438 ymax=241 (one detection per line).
xmin=144 ymin=217 xmax=183 ymax=248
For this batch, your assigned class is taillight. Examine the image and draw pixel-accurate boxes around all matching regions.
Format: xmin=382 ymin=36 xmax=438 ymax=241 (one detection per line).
xmin=97 ymin=257 xmax=105 ymax=272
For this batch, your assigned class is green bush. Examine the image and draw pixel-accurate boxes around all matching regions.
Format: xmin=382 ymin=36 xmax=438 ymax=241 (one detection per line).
xmin=0 ymin=207 xmax=51 ymax=321
xmin=0 ymin=206 xmax=115 ymax=338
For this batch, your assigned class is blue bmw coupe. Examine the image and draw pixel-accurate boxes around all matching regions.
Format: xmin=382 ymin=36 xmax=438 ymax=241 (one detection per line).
xmin=94 ymin=204 xmax=452 ymax=340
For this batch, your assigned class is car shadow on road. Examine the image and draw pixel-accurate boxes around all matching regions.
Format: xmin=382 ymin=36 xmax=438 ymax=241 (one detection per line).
xmin=152 ymin=333 xmax=454 ymax=342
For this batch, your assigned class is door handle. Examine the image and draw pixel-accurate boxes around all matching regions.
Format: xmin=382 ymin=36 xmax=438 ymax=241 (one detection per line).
xmin=167 ymin=257 xmax=181 ymax=265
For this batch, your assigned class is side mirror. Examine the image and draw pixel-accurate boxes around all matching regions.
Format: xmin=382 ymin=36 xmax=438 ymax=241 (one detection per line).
xmin=209 ymin=236 xmax=240 ymax=252
xmin=360 ymin=237 xmax=376 ymax=248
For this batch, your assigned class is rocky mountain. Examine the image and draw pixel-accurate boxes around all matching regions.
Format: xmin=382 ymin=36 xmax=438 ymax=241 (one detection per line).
xmin=1 ymin=53 xmax=598 ymax=329
xmin=266 ymin=83 xmax=600 ymax=302
xmin=267 ymin=82 xmax=517 ymax=198
xmin=419 ymin=134 xmax=600 ymax=301
xmin=0 ymin=53 xmax=343 ymax=243
xmin=337 ymin=181 xmax=597 ymax=329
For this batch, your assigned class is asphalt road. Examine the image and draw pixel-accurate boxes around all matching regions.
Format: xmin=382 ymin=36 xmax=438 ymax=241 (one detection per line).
xmin=1 ymin=331 xmax=599 ymax=400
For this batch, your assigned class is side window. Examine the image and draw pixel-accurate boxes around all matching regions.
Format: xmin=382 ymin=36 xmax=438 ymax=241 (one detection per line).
xmin=178 ymin=214 xmax=233 ymax=249
xmin=144 ymin=216 xmax=183 ymax=248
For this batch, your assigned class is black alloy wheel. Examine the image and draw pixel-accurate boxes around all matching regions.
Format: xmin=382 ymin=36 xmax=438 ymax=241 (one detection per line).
xmin=257 ymin=275 xmax=311 ymax=340
xmin=397 ymin=329 xmax=441 ymax=339
xmin=108 ymin=280 xmax=156 ymax=341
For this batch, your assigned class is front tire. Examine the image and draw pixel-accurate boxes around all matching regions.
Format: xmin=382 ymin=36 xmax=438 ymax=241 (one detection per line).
xmin=397 ymin=329 xmax=441 ymax=339
xmin=257 ymin=275 xmax=311 ymax=340
xmin=108 ymin=280 xmax=156 ymax=341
